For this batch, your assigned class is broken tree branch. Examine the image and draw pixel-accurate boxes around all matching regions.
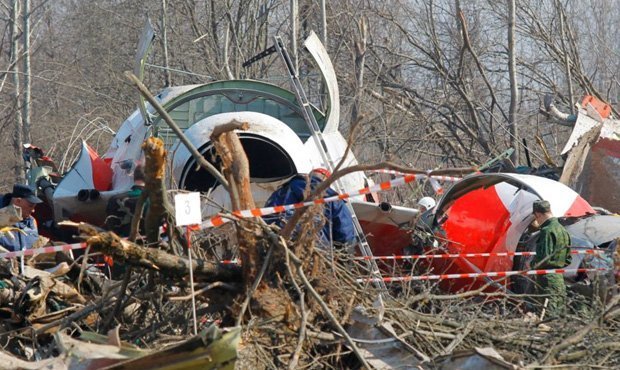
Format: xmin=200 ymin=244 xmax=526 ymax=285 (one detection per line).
xmin=86 ymin=231 xmax=241 ymax=281
xmin=284 ymin=245 xmax=371 ymax=370
xmin=210 ymin=119 xmax=260 ymax=285
xmin=142 ymin=137 xmax=172 ymax=244
xmin=280 ymin=161 xmax=475 ymax=239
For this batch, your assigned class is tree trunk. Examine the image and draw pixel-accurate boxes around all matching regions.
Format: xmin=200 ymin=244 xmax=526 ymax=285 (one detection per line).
xmin=161 ymin=0 xmax=172 ymax=87
xmin=351 ymin=17 xmax=367 ymax=124
xmin=87 ymin=231 xmax=241 ymax=281
xmin=289 ymin=0 xmax=298 ymax=75
xmin=507 ymin=0 xmax=519 ymax=165
xmin=22 ymin=0 xmax=32 ymax=145
xmin=556 ymin=0 xmax=574 ymax=115
xmin=11 ymin=0 xmax=24 ymax=183
xmin=320 ymin=0 xmax=327 ymax=45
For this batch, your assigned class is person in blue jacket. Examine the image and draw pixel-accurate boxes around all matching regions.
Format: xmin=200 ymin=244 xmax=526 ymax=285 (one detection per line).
xmin=0 ymin=184 xmax=43 ymax=252
xmin=265 ymin=168 xmax=356 ymax=246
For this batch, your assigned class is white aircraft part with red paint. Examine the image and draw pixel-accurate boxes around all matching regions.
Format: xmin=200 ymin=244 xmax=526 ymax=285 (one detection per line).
xmin=52 ymin=141 xmax=115 ymax=224
xmin=431 ymin=173 xmax=594 ymax=291
xmin=351 ymin=173 xmax=596 ymax=292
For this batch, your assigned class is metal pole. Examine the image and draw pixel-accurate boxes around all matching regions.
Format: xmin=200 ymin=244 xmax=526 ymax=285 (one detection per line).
xmin=187 ymin=226 xmax=198 ymax=335
xmin=273 ymin=36 xmax=387 ymax=292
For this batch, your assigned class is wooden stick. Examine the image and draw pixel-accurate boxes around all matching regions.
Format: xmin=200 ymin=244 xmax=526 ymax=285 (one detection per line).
xmin=34 ymin=299 xmax=106 ymax=335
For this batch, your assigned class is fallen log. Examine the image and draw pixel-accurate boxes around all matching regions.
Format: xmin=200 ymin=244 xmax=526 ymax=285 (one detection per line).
xmin=86 ymin=231 xmax=241 ymax=281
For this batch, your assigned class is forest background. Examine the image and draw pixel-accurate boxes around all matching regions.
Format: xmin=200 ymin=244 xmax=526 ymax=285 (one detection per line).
xmin=0 ymin=0 xmax=617 ymax=191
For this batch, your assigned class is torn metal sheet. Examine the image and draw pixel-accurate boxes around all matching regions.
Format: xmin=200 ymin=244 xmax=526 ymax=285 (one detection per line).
xmin=304 ymin=31 xmax=340 ymax=134
xmin=133 ymin=18 xmax=156 ymax=124
xmin=568 ymin=139 xmax=620 ymax=213
xmin=352 ymin=200 xmax=418 ymax=258
xmin=0 ymin=325 xmax=239 ymax=370
xmin=565 ymin=215 xmax=620 ymax=246
xmin=559 ymin=97 xmax=620 ymax=212
xmin=434 ymin=347 xmax=518 ymax=370
xmin=0 ymin=350 xmax=67 ymax=370
xmin=561 ymin=111 xmax=602 ymax=155
xmin=560 ymin=124 xmax=602 ymax=190
xmin=103 ymin=325 xmax=240 ymax=370
xmin=345 ymin=307 xmax=428 ymax=369
xmin=52 ymin=141 xmax=117 ymax=225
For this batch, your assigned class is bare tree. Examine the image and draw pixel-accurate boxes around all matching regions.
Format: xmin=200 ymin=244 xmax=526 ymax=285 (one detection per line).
xmin=21 ymin=0 xmax=31 ymax=145
xmin=507 ymin=0 xmax=519 ymax=164
xmin=0 ymin=0 xmax=616 ymax=187
xmin=11 ymin=0 xmax=24 ymax=183
xmin=160 ymin=0 xmax=172 ymax=87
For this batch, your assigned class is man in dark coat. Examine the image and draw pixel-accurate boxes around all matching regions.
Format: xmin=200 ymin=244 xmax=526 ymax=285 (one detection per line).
xmin=264 ymin=168 xmax=355 ymax=246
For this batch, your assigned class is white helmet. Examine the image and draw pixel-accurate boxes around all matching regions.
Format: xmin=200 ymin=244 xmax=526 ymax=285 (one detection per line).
xmin=417 ymin=197 xmax=436 ymax=211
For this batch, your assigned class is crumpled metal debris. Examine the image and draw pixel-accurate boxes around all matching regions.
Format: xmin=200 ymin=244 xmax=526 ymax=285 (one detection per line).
xmin=345 ymin=306 xmax=429 ymax=369
xmin=434 ymin=347 xmax=518 ymax=370
xmin=0 ymin=324 xmax=239 ymax=370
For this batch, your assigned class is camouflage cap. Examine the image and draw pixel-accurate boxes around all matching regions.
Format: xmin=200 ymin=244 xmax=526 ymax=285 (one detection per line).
xmin=532 ymin=200 xmax=551 ymax=213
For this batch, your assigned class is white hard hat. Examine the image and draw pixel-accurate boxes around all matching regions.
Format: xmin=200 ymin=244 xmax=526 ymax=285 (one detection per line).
xmin=417 ymin=197 xmax=436 ymax=211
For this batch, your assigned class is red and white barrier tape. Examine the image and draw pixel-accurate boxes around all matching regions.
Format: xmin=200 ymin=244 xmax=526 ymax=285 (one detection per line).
xmin=368 ymin=169 xmax=462 ymax=182
xmin=356 ymin=267 xmax=609 ymax=283
xmin=355 ymin=249 xmax=605 ymax=261
xmin=219 ymin=259 xmax=240 ymax=265
xmin=0 ymin=242 xmax=88 ymax=260
xmin=428 ymin=177 xmax=444 ymax=195
xmin=202 ymin=174 xmax=423 ymax=229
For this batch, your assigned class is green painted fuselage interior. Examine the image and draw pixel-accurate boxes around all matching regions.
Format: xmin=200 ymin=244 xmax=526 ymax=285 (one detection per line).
xmin=153 ymin=80 xmax=325 ymax=149
xmin=152 ymin=80 xmax=326 ymax=191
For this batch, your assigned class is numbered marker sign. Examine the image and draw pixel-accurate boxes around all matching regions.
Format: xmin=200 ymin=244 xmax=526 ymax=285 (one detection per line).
xmin=174 ymin=192 xmax=202 ymax=226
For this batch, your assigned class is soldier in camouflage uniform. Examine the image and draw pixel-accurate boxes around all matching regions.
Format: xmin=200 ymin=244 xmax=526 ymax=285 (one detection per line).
xmin=531 ymin=200 xmax=572 ymax=317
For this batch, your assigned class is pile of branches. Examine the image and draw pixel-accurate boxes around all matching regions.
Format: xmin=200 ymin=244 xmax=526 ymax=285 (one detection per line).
xmin=0 ymin=104 xmax=618 ymax=368
xmin=233 ymin=237 xmax=620 ymax=369
xmin=1 ymin=216 xmax=618 ymax=369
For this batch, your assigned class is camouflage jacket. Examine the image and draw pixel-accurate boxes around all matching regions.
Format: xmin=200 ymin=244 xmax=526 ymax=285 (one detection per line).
xmin=533 ymin=217 xmax=572 ymax=269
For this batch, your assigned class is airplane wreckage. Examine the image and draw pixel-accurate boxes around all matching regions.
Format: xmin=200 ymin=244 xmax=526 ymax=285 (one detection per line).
xmin=7 ymin=27 xmax=620 ymax=369
xmin=20 ymin=31 xmax=620 ymax=299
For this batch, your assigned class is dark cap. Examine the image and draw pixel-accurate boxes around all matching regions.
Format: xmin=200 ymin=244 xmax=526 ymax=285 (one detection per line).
xmin=532 ymin=199 xmax=551 ymax=213
xmin=12 ymin=184 xmax=42 ymax=204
